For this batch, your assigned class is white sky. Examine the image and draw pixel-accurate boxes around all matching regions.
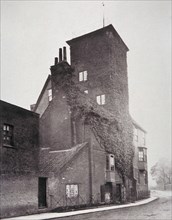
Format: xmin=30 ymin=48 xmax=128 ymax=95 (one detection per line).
xmin=1 ymin=1 xmax=171 ymax=183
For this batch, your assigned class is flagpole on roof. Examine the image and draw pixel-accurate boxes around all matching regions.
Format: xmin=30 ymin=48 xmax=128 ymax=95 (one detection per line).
xmin=102 ymin=2 xmax=105 ymax=27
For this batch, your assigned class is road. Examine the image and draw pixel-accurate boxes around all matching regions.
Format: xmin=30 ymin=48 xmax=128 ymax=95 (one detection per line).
xmin=56 ymin=191 xmax=172 ymax=220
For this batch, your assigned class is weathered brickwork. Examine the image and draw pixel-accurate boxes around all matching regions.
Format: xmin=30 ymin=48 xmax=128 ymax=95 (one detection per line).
xmin=0 ymin=174 xmax=38 ymax=218
xmin=0 ymin=100 xmax=39 ymax=218
xmin=0 ymin=101 xmax=39 ymax=173
xmin=39 ymin=82 xmax=72 ymax=151
xmin=1 ymin=24 xmax=148 ymax=218
xmin=67 ymin=25 xmax=129 ymax=115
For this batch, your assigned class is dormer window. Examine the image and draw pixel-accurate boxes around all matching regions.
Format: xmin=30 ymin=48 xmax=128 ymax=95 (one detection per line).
xmin=79 ymin=71 xmax=87 ymax=81
xmin=106 ymin=154 xmax=115 ymax=171
xmin=48 ymin=89 xmax=52 ymax=102
xmin=96 ymin=94 xmax=105 ymax=105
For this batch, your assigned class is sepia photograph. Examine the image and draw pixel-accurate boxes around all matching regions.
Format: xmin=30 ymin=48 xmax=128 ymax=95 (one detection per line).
xmin=0 ymin=1 xmax=171 ymax=219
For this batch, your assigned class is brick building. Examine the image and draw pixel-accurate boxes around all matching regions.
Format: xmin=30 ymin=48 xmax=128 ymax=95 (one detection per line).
xmin=0 ymin=100 xmax=39 ymax=218
xmin=0 ymin=24 xmax=149 ymax=218
xmin=34 ymin=25 xmax=149 ymax=210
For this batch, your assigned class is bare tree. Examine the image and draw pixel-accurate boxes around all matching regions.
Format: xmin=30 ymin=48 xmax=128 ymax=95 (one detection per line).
xmin=150 ymin=158 xmax=171 ymax=190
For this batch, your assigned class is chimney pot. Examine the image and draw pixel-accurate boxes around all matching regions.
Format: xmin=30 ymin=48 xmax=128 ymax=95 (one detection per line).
xmin=63 ymin=47 xmax=67 ymax=61
xmin=59 ymin=48 xmax=62 ymax=62
xmin=54 ymin=57 xmax=58 ymax=65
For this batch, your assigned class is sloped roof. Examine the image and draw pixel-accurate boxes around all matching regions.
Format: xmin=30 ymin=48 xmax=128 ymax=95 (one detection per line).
xmin=40 ymin=142 xmax=88 ymax=175
xmin=66 ymin=24 xmax=129 ymax=51
xmin=132 ymin=118 xmax=147 ymax=133
xmin=34 ymin=74 xmax=51 ymax=112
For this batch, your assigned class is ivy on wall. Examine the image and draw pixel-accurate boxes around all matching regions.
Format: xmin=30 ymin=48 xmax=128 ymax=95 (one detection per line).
xmin=55 ymin=69 xmax=134 ymax=181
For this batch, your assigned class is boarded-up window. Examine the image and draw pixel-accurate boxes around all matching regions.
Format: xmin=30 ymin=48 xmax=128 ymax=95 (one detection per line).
xmin=66 ymin=184 xmax=78 ymax=198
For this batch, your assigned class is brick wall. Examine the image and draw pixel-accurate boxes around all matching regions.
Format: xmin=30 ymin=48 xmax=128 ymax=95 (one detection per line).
xmin=68 ymin=26 xmax=129 ymax=116
xmin=44 ymin=144 xmax=90 ymax=209
xmin=0 ymin=101 xmax=39 ymax=218
xmin=0 ymin=100 xmax=39 ymax=173
xmin=0 ymin=174 xmax=38 ymax=218
xmin=39 ymin=88 xmax=72 ymax=151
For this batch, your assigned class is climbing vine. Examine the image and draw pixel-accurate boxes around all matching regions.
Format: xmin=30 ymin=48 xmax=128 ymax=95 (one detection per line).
xmin=55 ymin=70 xmax=134 ymax=181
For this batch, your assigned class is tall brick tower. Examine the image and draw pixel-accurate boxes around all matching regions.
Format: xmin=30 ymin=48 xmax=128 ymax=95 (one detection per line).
xmin=67 ymin=24 xmax=129 ymax=117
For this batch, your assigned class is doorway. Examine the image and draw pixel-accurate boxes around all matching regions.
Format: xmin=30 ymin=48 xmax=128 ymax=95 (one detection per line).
xmin=38 ymin=177 xmax=47 ymax=208
xmin=101 ymin=183 xmax=113 ymax=203
xmin=116 ymin=184 xmax=122 ymax=202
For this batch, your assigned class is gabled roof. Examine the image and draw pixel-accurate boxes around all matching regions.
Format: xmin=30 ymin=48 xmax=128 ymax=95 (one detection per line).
xmin=132 ymin=118 xmax=147 ymax=133
xmin=40 ymin=142 xmax=88 ymax=175
xmin=66 ymin=24 xmax=129 ymax=51
xmin=34 ymin=75 xmax=51 ymax=111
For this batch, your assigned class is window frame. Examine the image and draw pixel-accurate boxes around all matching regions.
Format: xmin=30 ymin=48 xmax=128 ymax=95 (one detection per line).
xmin=3 ymin=124 xmax=14 ymax=147
xmin=79 ymin=71 xmax=87 ymax=82
xmin=138 ymin=147 xmax=147 ymax=162
xmin=48 ymin=88 xmax=52 ymax=102
xmin=96 ymin=94 xmax=105 ymax=105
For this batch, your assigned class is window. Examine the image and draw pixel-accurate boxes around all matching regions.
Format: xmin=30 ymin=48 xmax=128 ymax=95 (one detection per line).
xmin=66 ymin=184 xmax=78 ymax=198
xmin=138 ymin=150 xmax=144 ymax=161
xmin=138 ymin=147 xmax=147 ymax=162
xmin=106 ymin=154 xmax=115 ymax=171
xmin=48 ymin=89 xmax=52 ymax=102
xmin=3 ymin=124 xmax=14 ymax=146
xmin=79 ymin=71 xmax=87 ymax=81
xmin=84 ymin=90 xmax=88 ymax=94
xmin=96 ymin=94 xmax=105 ymax=105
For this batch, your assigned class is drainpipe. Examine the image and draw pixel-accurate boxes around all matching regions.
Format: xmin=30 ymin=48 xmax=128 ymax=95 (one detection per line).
xmin=88 ymin=140 xmax=93 ymax=204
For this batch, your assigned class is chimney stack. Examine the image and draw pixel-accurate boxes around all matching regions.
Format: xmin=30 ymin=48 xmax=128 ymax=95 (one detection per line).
xmin=63 ymin=47 xmax=67 ymax=61
xmin=59 ymin=48 xmax=62 ymax=62
xmin=54 ymin=57 xmax=58 ymax=65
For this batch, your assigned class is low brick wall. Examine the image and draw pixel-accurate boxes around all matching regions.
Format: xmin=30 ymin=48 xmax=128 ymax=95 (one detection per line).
xmin=0 ymin=174 xmax=38 ymax=218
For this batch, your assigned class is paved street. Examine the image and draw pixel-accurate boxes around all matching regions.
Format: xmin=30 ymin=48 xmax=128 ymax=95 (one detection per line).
xmin=56 ymin=191 xmax=171 ymax=220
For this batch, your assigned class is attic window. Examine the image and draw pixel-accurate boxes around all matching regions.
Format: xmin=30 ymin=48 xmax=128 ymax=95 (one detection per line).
xmin=79 ymin=71 xmax=87 ymax=81
xmin=48 ymin=89 xmax=52 ymax=102
xmin=96 ymin=94 xmax=105 ymax=105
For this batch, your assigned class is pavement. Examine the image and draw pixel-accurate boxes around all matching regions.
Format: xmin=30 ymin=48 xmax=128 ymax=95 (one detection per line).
xmin=2 ymin=197 xmax=158 ymax=220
